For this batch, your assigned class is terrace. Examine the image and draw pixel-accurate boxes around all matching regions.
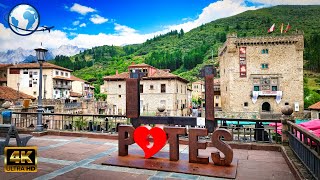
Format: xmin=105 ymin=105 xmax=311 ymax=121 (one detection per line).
xmin=0 ymin=112 xmax=318 ymax=179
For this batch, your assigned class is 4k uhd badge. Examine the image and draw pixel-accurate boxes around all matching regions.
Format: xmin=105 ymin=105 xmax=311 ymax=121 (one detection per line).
xmin=4 ymin=147 xmax=38 ymax=172
xmin=7 ymin=3 xmax=54 ymax=36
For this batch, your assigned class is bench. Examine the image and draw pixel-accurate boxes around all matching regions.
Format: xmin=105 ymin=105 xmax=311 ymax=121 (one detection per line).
xmin=0 ymin=124 xmax=33 ymax=154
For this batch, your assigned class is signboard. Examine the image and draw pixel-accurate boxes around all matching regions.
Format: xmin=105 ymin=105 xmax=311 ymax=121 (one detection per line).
xmin=239 ymin=47 xmax=246 ymax=77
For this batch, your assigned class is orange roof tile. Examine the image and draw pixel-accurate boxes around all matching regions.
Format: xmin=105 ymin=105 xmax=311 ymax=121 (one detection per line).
xmin=9 ymin=62 xmax=72 ymax=72
xmin=104 ymin=68 xmax=189 ymax=83
xmin=53 ymin=76 xmax=73 ymax=81
xmin=104 ymin=72 xmax=130 ymax=80
xmin=0 ymin=64 xmax=12 ymax=69
xmin=309 ymin=102 xmax=320 ymax=110
xmin=0 ymin=86 xmax=35 ymax=100
xmin=70 ymin=75 xmax=87 ymax=82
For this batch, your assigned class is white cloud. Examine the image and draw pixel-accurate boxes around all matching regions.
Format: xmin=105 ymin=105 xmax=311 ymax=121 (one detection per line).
xmin=165 ymin=0 xmax=257 ymax=33
xmin=72 ymin=20 xmax=80 ymax=26
xmin=2 ymin=0 xmax=319 ymax=52
xmin=90 ymin=14 xmax=108 ymax=24
xmin=63 ymin=27 xmax=77 ymax=31
xmin=79 ymin=23 xmax=86 ymax=27
xmin=248 ymin=0 xmax=320 ymax=5
xmin=0 ymin=0 xmax=259 ymax=51
xmin=114 ymin=23 xmax=136 ymax=34
xmin=70 ymin=3 xmax=96 ymax=15
xmin=69 ymin=32 xmax=78 ymax=36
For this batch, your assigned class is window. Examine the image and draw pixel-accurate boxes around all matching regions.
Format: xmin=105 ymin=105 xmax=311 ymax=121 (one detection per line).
xmin=150 ymin=85 xmax=154 ymax=90
xmin=23 ymin=70 xmax=28 ymax=74
xmin=29 ymin=80 xmax=32 ymax=87
xmin=65 ymin=72 xmax=68 ymax=77
xmin=56 ymin=71 xmax=59 ymax=75
xmin=55 ymin=91 xmax=58 ymax=94
xmin=254 ymin=86 xmax=260 ymax=91
xmin=261 ymin=49 xmax=269 ymax=54
xmin=216 ymin=96 xmax=219 ymax=99
xmin=118 ymin=84 xmax=121 ymax=88
xmin=226 ymin=86 xmax=227 ymax=91
xmin=215 ymin=103 xmax=219 ymax=107
xmin=29 ymin=71 xmax=33 ymax=78
xmin=33 ymin=91 xmax=37 ymax=95
xmin=261 ymin=63 xmax=269 ymax=69
xmin=140 ymin=84 xmax=143 ymax=93
xmin=181 ymin=85 xmax=182 ymax=93
xmin=272 ymin=86 xmax=278 ymax=91
xmin=244 ymin=102 xmax=248 ymax=107
xmin=33 ymin=72 xmax=38 ymax=75
xmin=285 ymin=102 xmax=289 ymax=105
xmin=33 ymin=80 xmax=37 ymax=84
xmin=119 ymin=95 xmax=121 ymax=98
xmin=60 ymin=72 xmax=63 ymax=76
xmin=161 ymin=84 xmax=166 ymax=93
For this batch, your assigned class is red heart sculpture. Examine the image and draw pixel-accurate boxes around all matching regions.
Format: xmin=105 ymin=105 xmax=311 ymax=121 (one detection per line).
xmin=133 ymin=126 xmax=167 ymax=158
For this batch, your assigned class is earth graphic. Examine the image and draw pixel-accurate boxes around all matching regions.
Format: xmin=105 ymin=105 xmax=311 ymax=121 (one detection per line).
xmin=8 ymin=4 xmax=39 ymax=36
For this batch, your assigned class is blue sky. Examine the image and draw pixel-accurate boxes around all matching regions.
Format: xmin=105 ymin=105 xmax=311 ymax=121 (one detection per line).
xmin=0 ymin=0 xmax=319 ymax=51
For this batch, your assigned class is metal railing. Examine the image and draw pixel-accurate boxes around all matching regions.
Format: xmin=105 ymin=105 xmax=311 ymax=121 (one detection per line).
xmin=12 ymin=112 xmax=128 ymax=134
xmin=53 ymin=83 xmax=72 ymax=89
xmin=287 ymin=121 xmax=320 ymax=179
xmin=10 ymin=112 xmax=282 ymax=143
xmin=216 ymin=118 xmax=281 ymax=143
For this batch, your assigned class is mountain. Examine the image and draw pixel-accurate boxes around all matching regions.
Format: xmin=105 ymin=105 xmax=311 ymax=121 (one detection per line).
xmin=0 ymin=45 xmax=86 ymax=64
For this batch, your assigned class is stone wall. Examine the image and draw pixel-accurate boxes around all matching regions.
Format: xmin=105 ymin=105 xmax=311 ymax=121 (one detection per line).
xmin=219 ymin=33 xmax=304 ymax=118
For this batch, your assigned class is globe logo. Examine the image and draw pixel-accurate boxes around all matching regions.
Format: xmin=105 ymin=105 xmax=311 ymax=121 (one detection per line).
xmin=8 ymin=4 xmax=40 ymax=36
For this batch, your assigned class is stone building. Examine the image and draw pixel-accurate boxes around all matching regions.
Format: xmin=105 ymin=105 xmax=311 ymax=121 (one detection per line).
xmin=7 ymin=62 xmax=73 ymax=99
xmin=70 ymin=75 xmax=95 ymax=100
xmin=100 ymin=63 xmax=189 ymax=116
xmin=218 ymin=33 xmax=304 ymax=119
xmin=191 ymin=79 xmax=221 ymax=108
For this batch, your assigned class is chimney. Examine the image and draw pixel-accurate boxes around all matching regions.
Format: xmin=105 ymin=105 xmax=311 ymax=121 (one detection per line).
xmin=116 ymin=70 xmax=118 ymax=75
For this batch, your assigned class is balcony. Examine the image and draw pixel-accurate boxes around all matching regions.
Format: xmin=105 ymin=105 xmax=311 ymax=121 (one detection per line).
xmin=53 ymin=83 xmax=72 ymax=89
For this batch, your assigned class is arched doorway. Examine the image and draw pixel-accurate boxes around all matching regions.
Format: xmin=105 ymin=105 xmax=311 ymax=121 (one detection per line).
xmin=262 ymin=102 xmax=271 ymax=112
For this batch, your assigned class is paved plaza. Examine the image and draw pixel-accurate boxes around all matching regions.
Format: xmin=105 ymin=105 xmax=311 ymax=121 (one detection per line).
xmin=0 ymin=135 xmax=295 ymax=180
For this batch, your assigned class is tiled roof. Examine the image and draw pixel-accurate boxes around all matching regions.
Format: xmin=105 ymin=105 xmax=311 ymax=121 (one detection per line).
xmin=128 ymin=63 xmax=152 ymax=68
xmin=104 ymin=72 xmax=129 ymax=80
xmin=9 ymin=62 xmax=72 ymax=72
xmin=70 ymin=91 xmax=82 ymax=97
xmin=0 ymin=78 xmax=7 ymax=82
xmin=70 ymin=75 xmax=87 ymax=82
xmin=103 ymin=69 xmax=189 ymax=83
xmin=309 ymin=102 xmax=320 ymax=110
xmin=53 ymin=76 xmax=73 ymax=81
xmin=0 ymin=86 xmax=35 ymax=100
xmin=0 ymin=64 xmax=12 ymax=69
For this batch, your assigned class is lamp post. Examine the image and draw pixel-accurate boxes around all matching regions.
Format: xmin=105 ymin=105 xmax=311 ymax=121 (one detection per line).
xmin=34 ymin=44 xmax=48 ymax=132
xmin=43 ymin=74 xmax=47 ymax=99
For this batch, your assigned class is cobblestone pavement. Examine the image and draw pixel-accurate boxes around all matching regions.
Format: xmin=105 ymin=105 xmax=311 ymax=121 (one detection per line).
xmin=0 ymin=135 xmax=295 ymax=180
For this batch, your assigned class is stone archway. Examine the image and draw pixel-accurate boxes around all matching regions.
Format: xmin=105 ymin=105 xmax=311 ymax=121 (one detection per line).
xmin=262 ymin=102 xmax=271 ymax=112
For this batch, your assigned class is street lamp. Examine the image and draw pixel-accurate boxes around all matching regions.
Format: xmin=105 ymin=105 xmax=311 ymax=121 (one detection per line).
xmin=34 ymin=44 xmax=48 ymax=132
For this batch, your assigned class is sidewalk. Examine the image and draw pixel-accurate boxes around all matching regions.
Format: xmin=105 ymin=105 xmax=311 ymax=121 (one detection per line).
xmin=0 ymin=135 xmax=295 ymax=180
